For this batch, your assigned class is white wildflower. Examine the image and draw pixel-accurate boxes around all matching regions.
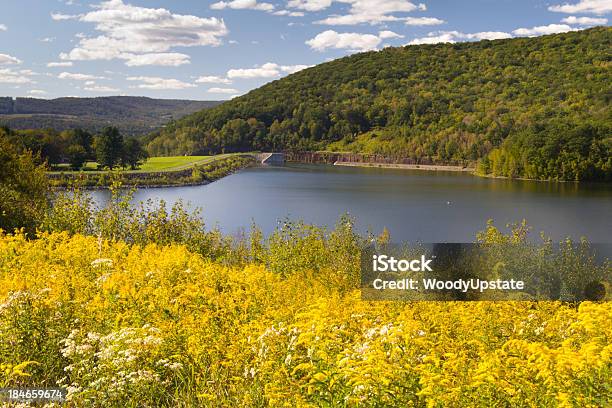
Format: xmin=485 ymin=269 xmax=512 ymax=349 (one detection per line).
xmin=91 ymin=258 xmax=113 ymax=268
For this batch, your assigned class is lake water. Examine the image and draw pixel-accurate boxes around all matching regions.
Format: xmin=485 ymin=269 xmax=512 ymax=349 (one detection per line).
xmin=91 ymin=164 xmax=612 ymax=243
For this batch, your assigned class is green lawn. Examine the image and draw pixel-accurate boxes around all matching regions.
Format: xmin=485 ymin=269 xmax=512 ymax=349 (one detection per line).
xmin=138 ymin=156 xmax=210 ymax=171
xmin=50 ymin=155 xmax=237 ymax=174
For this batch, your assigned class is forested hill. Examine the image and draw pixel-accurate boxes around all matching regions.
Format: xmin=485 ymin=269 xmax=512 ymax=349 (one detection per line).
xmin=0 ymin=96 xmax=220 ymax=136
xmin=146 ymin=27 xmax=611 ymax=181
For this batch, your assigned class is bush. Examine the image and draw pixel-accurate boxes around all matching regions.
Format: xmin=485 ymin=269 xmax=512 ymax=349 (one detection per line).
xmin=0 ymin=133 xmax=48 ymax=234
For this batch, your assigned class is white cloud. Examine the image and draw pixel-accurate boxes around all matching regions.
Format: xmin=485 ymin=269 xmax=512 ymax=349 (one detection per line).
xmin=0 ymin=68 xmax=33 ymax=84
xmin=51 ymin=12 xmax=79 ymax=20
xmin=0 ymin=53 xmax=21 ymax=65
xmin=467 ymin=31 xmax=514 ymax=40
xmin=280 ymin=64 xmax=312 ymax=74
xmin=561 ymin=15 xmax=608 ymax=24
xmin=58 ymin=72 xmax=105 ymax=81
xmin=47 ymin=61 xmax=74 ymax=67
xmin=306 ymin=30 xmax=401 ymax=52
xmin=512 ymin=24 xmax=575 ymax=36
xmin=407 ymin=31 xmax=458 ymax=44
xmin=287 ymin=0 xmax=333 ymax=12
xmin=548 ymin=0 xmax=612 ymax=15
xmin=127 ymin=76 xmax=196 ymax=90
xmin=314 ymin=0 xmax=429 ymax=25
xmin=0 ymin=24 xmax=7 ymax=31
xmin=40 ymin=37 xmax=56 ymax=43
xmin=273 ymin=10 xmax=305 ymax=16
xmin=379 ymin=30 xmax=404 ymax=39
xmin=404 ymin=16 xmax=444 ymax=26
xmin=407 ymin=30 xmax=512 ymax=45
xmin=207 ymin=87 xmax=239 ymax=94
xmin=408 ymin=25 xmax=583 ymax=45
xmin=123 ymin=53 xmax=190 ymax=67
xmin=227 ymin=62 xmax=281 ymax=78
xmin=28 ymin=89 xmax=48 ymax=95
xmin=84 ymin=85 xmax=119 ymax=92
xmin=211 ymin=0 xmax=274 ymax=11
xmin=227 ymin=62 xmax=311 ymax=78
xmin=196 ymin=75 xmax=233 ymax=84
xmin=56 ymin=0 xmax=228 ymax=66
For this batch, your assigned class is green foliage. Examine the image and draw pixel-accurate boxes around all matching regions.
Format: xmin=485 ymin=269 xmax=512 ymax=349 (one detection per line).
xmin=189 ymin=155 xmax=253 ymax=183
xmin=264 ymin=216 xmax=364 ymax=286
xmin=475 ymin=219 xmax=609 ymax=300
xmin=477 ymin=121 xmax=611 ymax=181
xmin=45 ymin=181 xmax=232 ymax=260
xmin=95 ymin=127 xmax=124 ymax=170
xmin=0 ymin=132 xmax=48 ymax=234
xmin=122 ymin=138 xmax=148 ymax=170
xmin=48 ymin=155 xmax=253 ymax=188
xmin=147 ymin=28 xmax=611 ymax=181
xmin=44 ymin=181 xmax=368 ymax=286
xmin=66 ymin=144 xmax=88 ymax=170
xmin=69 ymin=128 xmax=94 ymax=157
xmin=2 ymin=126 xmax=169 ymax=178
xmin=3 ymin=125 xmax=149 ymax=172
xmin=42 ymin=183 xmax=94 ymax=235
xmin=0 ymin=126 xmax=96 ymax=167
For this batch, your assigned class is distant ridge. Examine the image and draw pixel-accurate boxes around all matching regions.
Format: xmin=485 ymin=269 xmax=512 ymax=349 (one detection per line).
xmin=0 ymin=96 xmax=221 ymax=136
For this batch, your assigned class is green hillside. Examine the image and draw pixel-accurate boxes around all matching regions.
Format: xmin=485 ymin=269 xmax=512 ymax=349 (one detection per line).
xmin=146 ymin=27 xmax=611 ymax=181
xmin=0 ymin=96 xmax=221 ymax=136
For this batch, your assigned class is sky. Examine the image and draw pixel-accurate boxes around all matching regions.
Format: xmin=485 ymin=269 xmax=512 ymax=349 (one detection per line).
xmin=0 ymin=0 xmax=610 ymax=100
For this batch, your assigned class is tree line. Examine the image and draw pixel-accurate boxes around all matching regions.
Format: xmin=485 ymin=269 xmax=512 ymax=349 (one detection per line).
xmin=0 ymin=125 xmax=148 ymax=171
xmin=477 ymin=121 xmax=611 ymax=181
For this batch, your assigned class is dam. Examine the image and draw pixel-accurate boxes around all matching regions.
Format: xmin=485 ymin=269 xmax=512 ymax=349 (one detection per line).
xmin=258 ymin=152 xmax=285 ymax=165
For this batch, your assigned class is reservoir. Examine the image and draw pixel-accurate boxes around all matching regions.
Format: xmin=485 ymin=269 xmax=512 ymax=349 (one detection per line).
xmin=91 ymin=164 xmax=612 ymax=243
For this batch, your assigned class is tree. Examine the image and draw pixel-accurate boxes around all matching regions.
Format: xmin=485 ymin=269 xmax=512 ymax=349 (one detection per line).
xmin=66 ymin=128 xmax=94 ymax=159
xmin=95 ymin=127 xmax=124 ymax=170
xmin=122 ymin=138 xmax=148 ymax=170
xmin=66 ymin=144 xmax=88 ymax=170
xmin=0 ymin=132 xmax=48 ymax=234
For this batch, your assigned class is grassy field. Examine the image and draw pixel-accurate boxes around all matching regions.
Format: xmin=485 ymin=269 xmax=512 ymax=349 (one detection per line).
xmin=47 ymin=154 xmax=255 ymax=188
xmin=138 ymin=156 xmax=210 ymax=171
xmin=50 ymin=155 xmax=235 ymax=173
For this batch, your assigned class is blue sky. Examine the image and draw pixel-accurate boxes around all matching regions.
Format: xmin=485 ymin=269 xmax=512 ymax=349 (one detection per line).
xmin=0 ymin=0 xmax=609 ymax=100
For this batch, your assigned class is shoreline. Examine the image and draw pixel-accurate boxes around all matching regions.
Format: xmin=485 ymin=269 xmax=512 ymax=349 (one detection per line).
xmin=49 ymin=179 xmax=213 ymax=191
xmin=333 ymin=161 xmax=475 ymax=173
xmin=475 ymin=172 xmax=578 ymax=183
xmin=333 ymin=161 xmax=583 ymax=182
xmin=47 ymin=155 xmax=255 ymax=189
